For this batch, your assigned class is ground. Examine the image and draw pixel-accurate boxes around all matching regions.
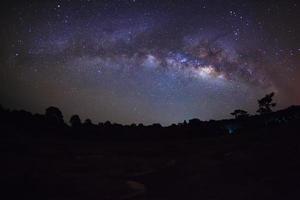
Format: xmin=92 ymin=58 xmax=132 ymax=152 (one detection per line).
xmin=1 ymin=127 xmax=300 ymax=199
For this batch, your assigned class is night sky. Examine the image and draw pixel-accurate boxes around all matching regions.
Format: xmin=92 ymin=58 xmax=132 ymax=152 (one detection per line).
xmin=0 ymin=0 xmax=299 ymax=125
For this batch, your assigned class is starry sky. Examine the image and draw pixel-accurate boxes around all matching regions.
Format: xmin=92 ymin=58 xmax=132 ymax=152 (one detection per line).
xmin=0 ymin=0 xmax=299 ymax=125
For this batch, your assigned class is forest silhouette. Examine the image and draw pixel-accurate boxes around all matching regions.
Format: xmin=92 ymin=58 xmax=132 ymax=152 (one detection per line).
xmin=1 ymin=92 xmax=299 ymax=140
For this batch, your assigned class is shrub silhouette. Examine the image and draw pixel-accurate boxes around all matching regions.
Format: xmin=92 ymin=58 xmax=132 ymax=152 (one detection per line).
xmin=257 ymin=92 xmax=276 ymax=114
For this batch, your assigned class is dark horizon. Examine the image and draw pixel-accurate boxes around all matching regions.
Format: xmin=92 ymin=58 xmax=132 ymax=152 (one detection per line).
xmin=0 ymin=92 xmax=297 ymax=127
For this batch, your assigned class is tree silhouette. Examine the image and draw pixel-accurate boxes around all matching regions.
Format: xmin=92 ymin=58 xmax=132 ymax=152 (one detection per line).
xmin=84 ymin=119 xmax=93 ymax=125
xmin=188 ymin=118 xmax=202 ymax=126
xmin=231 ymin=109 xmax=249 ymax=119
xmin=104 ymin=121 xmax=112 ymax=127
xmin=130 ymin=123 xmax=137 ymax=128
xmin=257 ymin=92 xmax=276 ymax=114
xmin=70 ymin=115 xmax=81 ymax=128
xmin=45 ymin=106 xmax=64 ymax=125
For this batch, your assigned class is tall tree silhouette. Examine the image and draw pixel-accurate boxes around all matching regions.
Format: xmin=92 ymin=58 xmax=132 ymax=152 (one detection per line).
xmin=257 ymin=92 xmax=276 ymax=114
xmin=231 ymin=109 xmax=249 ymax=119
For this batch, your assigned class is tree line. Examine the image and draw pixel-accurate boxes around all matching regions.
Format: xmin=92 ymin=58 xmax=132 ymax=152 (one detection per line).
xmin=0 ymin=92 xmax=300 ymax=139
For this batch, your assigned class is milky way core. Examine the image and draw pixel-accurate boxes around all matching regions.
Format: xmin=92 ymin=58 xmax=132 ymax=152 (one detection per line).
xmin=0 ymin=0 xmax=299 ymax=125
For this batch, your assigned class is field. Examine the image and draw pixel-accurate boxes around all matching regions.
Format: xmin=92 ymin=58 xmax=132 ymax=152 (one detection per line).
xmin=2 ymin=126 xmax=300 ymax=200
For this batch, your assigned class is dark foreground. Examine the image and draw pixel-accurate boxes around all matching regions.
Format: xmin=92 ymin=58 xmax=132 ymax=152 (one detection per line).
xmin=1 ymin=125 xmax=300 ymax=200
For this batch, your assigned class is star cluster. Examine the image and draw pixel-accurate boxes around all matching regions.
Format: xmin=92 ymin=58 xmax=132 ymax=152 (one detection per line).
xmin=0 ymin=0 xmax=299 ymax=125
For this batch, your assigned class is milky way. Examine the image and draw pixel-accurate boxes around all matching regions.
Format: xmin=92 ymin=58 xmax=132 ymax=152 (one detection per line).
xmin=0 ymin=0 xmax=299 ymax=125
